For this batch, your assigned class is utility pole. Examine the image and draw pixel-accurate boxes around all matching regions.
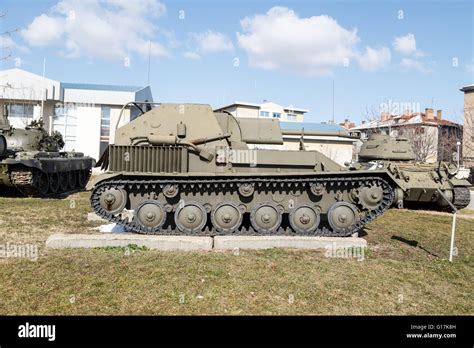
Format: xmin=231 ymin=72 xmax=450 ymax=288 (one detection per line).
xmin=41 ymin=58 xmax=46 ymax=120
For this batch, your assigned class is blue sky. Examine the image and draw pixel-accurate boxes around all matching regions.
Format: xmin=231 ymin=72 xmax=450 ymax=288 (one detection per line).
xmin=1 ymin=0 xmax=472 ymax=124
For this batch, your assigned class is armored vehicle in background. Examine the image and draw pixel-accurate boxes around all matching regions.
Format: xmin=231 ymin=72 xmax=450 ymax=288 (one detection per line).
xmin=90 ymin=103 xmax=400 ymax=237
xmin=355 ymin=134 xmax=471 ymax=210
xmin=0 ymin=106 xmax=94 ymax=197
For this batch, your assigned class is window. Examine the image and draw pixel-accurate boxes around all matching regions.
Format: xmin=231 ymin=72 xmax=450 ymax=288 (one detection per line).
xmin=260 ymin=111 xmax=270 ymax=117
xmin=53 ymin=103 xmax=77 ymax=151
xmin=7 ymin=104 xmax=34 ymax=118
xmin=287 ymin=113 xmax=297 ymax=121
xmin=100 ymin=106 xmax=111 ymax=141
xmin=273 ymin=112 xmax=281 ymax=119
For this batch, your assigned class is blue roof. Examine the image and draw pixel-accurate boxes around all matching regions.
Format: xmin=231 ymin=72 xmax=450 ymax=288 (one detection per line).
xmin=280 ymin=121 xmax=344 ymax=132
xmin=60 ymin=82 xmax=144 ymax=92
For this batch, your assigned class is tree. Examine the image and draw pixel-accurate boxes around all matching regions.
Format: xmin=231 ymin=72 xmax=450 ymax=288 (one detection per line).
xmin=0 ymin=12 xmax=19 ymax=61
xmin=397 ymin=125 xmax=438 ymax=163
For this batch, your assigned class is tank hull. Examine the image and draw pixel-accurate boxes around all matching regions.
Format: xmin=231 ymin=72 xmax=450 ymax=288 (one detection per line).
xmin=0 ymin=155 xmax=94 ymax=197
xmin=89 ymin=103 xmax=470 ymax=237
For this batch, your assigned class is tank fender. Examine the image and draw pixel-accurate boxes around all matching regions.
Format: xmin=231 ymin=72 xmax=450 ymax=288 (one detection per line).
xmin=86 ymin=172 xmax=123 ymax=191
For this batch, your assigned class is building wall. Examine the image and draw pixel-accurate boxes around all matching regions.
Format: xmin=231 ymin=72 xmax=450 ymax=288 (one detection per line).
xmin=218 ymin=101 xmax=306 ymax=122
xmin=62 ymin=88 xmax=135 ymax=105
xmin=233 ymin=105 xmax=259 ymax=118
xmin=463 ymin=90 xmax=474 ymax=167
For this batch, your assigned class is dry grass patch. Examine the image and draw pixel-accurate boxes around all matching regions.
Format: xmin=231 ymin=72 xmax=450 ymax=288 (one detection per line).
xmin=0 ymin=193 xmax=472 ymax=315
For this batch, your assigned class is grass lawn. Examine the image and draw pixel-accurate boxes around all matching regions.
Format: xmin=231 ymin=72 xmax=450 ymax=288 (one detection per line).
xmin=0 ymin=192 xmax=472 ymax=315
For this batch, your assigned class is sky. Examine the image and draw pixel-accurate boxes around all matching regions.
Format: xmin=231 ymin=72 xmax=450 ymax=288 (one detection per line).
xmin=0 ymin=0 xmax=473 ymax=124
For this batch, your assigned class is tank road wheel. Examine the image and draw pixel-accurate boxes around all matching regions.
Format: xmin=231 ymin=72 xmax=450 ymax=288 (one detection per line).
xmin=175 ymin=202 xmax=207 ymax=234
xmin=59 ymin=172 xmax=69 ymax=192
xmin=78 ymin=170 xmax=89 ymax=188
xmin=48 ymin=172 xmax=60 ymax=194
xmin=289 ymin=205 xmax=320 ymax=234
xmin=250 ymin=203 xmax=282 ymax=234
xmin=68 ymin=171 xmax=77 ymax=189
xmin=211 ymin=202 xmax=243 ymax=234
xmin=34 ymin=171 xmax=49 ymax=196
xmin=134 ymin=200 xmax=166 ymax=232
xmin=99 ymin=187 xmax=127 ymax=215
xmin=327 ymin=202 xmax=360 ymax=236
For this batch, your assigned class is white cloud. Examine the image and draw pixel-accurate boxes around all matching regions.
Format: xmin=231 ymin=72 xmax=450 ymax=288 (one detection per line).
xmin=186 ymin=30 xmax=234 ymax=58
xmin=0 ymin=35 xmax=30 ymax=55
xmin=399 ymin=58 xmax=432 ymax=74
xmin=20 ymin=14 xmax=65 ymax=46
xmin=184 ymin=30 xmax=233 ymax=60
xmin=236 ymin=7 xmax=359 ymax=75
xmin=183 ymin=51 xmax=200 ymax=60
xmin=20 ymin=0 xmax=169 ymax=61
xmin=392 ymin=33 xmax=423 ymax=56
xmin=357 ymin=46 xmax=391 ymax=71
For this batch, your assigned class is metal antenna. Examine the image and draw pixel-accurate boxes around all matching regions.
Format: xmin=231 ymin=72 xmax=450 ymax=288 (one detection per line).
xmin=147 ymin=40 xmax=151 ymax=86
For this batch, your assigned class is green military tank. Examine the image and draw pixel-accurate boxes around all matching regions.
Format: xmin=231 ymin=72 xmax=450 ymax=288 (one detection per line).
xmin=353 ymin=133 xmax=471 ymax=210
xmin=0 ymin=106 xmax=95 ymax=197
xmin=89 ymin=103 xmax=399 ymax=237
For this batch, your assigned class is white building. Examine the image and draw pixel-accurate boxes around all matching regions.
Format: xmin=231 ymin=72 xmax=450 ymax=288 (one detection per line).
xmin=214 ymin=101 xmax=308 ymax=122
xmin=0 ymin=68 xmax=153 ymax=161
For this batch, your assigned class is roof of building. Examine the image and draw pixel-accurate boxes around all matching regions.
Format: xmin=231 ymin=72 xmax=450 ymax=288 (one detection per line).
xmin=460 ymin=84 xmax=474 ymax=92
xmin=60 ymin=82 xmax=145 ymax=92
xmin=215 ymin=101 xmax=309 ymax=113
xmin=280 ymin=121 xmax=344 ymax=132
xmin=352 ymin=112 xmax=461 ymax=130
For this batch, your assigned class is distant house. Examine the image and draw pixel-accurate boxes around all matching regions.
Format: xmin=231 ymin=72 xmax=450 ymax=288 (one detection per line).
xmin=352 ymin=108 xmax=463 ymax=163
xmin=214 ymin=100 xmax=308 ymax=122
xmin=0 ymin=68 xmax=153 ymax=161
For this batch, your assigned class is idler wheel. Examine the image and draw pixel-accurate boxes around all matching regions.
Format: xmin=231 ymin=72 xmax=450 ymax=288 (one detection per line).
xmin=34 ymin=171 xmax=49 ymax=196
xmin=289 ymin=205 xmax=320 ymax=234
xmin=99 ymin=187 xmax=127 ymax=214
xmin=68 ymin=171 xmax=77 ymax=189
xmin=211 ymin=202 xmax=243 ymax=233
xmin=134 ymin=200 xmax=166 ymax=230
xmin=327 ymin=202 xmax=360 ymax=235
xmin=59 ymin=172 xmax=69 ymax=191
xmin=175 ymin=202 xmax=207 ymax=233
xmin=48 ymin=172 xmax=60 ymax=194
xmin=250 ymin=203 xmax=282 ymax=233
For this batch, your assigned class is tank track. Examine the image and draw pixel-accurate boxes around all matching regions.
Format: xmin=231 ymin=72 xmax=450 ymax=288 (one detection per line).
xmin=9 ymin=168 xmax=91 ymax=197
xmin=453 ymin=186 xmax=471 ymax=210
xmin=91 ymin=176 xmax=394 ymax=237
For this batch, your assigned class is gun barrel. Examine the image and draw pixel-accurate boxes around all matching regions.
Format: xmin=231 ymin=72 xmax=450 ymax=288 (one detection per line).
xmin=281 ymin=129 xmax=360 ymax=139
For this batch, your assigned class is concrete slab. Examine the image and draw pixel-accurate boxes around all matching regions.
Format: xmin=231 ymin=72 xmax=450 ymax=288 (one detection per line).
xmin=213 ymin=235 xmax=366 ymax=251
xmin=46 ymin=233 xmax=213 ymax=251
xmin=467 ymin=192 xmax=474 ymax=210
xmin=87 ymin=213 xmax=107 ymax=222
